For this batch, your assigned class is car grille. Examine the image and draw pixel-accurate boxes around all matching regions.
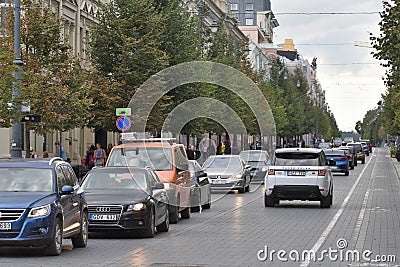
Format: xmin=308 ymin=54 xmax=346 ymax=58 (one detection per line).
xmin=88 ymin=205 xmax=123 ymax=225
xmin=0 ymin=209 xmax=25 ymax=222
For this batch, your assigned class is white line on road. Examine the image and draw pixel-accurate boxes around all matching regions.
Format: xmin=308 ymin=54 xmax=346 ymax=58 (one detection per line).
xmin=300 ymin=154 xmax=375 ymax=267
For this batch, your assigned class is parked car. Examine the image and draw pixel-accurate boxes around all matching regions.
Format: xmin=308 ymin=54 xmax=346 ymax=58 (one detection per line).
xmin=0 ymin=157 xmax=88 ymax=255
xmin=81 ymin=167 xmax=169 ymax=238
xmin=337 ymin=146 xmax=356 ymax=169
xmin=318 ymin=142 xmax=332 ymax=149
xmin=324 ymin=149 xmax=350 ymax=176
xmin=347 ymin=142 xmax=366 ymax=164
xmin=239 ymin=150 xmax=270 ymax=183
xmin=264 ymin=148 xmax=334 ymax=208
xmin=360 ymin=141 xmax=370 ymax=156
xmin=203 ymin=155 xmax=251 ymax=193
xmin=333 ymin=138 xmax=342 ymax=147
xmin=188 ymin=160 xmax=211 ymax=212
xmin=106 ymin=138 xmax=191 ymax=224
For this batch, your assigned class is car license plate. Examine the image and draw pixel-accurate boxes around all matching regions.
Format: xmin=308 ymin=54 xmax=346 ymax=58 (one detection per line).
xmin=287 ymin=171 xmax=306 ymax=176
xmin=213 ymin=179 xmax=226 ymax=184
xmin=89 ymin=214 xmax=117 ymax=221
xmin=0 ymin=222 xmax=11 ymax=230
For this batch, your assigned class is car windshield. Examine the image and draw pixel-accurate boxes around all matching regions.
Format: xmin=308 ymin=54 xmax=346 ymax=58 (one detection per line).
xmin=81 ymin=170 xmax=147 ymax=190
xmin=347 ymin=144 xmax=362 ymax=152
xmin=0 ymin=168 xmax=53 ymax=192
xmin=239 ymin=151 xmax=268 ymax=162
xmin=203 ymin=157 xmax=242 ymax=172
xmin=274 ymin=152 xmax=319 ymax=166
xmin=107 ymin=147 xmax=173 ymax=171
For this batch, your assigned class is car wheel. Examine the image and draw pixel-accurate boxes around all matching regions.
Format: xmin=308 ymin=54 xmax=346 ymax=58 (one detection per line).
xmin=143 ymin=207 xmax=155 ymax=238
xmin=264 ymin=194 xmax=274 ymax=207
xmin=202 ymin=190 xmax=211 ymax=209
xmin=71 ymin=212 xmax=88 ymax=248
xmin=44 ymin=217 xmax=63 ymax=256
xmin=238 ymin=183 xmax=246 ymax=194
xmin=181 ymin=207 xmax=190 ymax=219
xmin=320 ymin=193 xmax=331 ymax=208
xmin=190 ymin=190 xmax=201 ymax=212
xmin=156 ymin=207 xmax=169 ymax=232
xmin=169 ymin=197 xmax=179 ymax=224
xmin=330 ymin=189 xmax=333 ymax=205
xmin=345 ymin=171 xmax=349 ymax=176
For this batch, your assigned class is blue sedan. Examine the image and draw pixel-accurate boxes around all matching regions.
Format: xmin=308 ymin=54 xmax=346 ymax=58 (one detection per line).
xmin=324 ymin=149 xmax=350 ymax=176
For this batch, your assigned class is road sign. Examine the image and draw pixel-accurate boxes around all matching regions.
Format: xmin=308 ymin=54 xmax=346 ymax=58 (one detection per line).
xmin=21 ymin=115 xmax=41 ymax=122
xmin=116 ymin=116 xmax=131 ymax=131
xmin=116 ymin=108 xmax=131 ymax=116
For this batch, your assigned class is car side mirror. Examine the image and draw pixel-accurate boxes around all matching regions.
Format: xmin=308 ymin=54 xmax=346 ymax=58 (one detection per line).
xmin=60 ymin=185 xmax=74 ymax=195
xmin=152 ymin=182 xmax=164 ymax=190
xmin=245 ymin=164 xmax=251 ymax=169
xmin=198 ymin=176 xmax=209 ymax=184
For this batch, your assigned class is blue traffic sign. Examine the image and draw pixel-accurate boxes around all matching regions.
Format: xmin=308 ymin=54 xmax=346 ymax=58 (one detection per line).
xmin=116 ymin=116 xmax=131 ymax=131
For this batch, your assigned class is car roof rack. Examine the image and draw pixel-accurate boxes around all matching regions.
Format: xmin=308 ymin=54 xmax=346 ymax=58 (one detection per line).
xmin=121 ymin=137 xmax=177 ymax=145
xmin=49 ymin=157 xmax=64 ymax=165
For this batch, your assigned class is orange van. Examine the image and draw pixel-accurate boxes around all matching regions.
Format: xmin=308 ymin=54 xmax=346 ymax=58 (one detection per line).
xmin=105 ymin=138 xmax=191 ymax=223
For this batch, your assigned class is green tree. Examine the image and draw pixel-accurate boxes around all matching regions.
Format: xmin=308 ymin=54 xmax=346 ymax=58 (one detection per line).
xmin=371 ymin=0 xmax=400 ymax=135
xmin=20 ymin=0 xmax=90 ymax=135
xmin=88 ymin=0 xmax=169 ymax=132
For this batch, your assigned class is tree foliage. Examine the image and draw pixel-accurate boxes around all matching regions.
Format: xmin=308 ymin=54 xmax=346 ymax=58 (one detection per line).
xmin=371 ymin=0 xmax=400 ymax=135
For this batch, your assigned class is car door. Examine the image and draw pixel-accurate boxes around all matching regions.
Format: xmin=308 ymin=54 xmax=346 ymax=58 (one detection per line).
xmin=62 ymin=165 xmax=82 ymax=234
xmin=195 ymin=162 xmax=210 ymax=205
xmin=56 ymin=165 xmax=75 ymax=235
xmin=148 ymin=170 xmax=168 ymax=225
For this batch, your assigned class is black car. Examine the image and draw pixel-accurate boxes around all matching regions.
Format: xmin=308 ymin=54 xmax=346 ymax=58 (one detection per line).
xmin=81 ymin=167 xmax=169 ymax=238
xmin=188 ymin=160 xmax=211 ymax=212
xmin=239 ymin=150 xmax=270 ymax=183
xmin=0 ymin=157 xmax=88 ymax=256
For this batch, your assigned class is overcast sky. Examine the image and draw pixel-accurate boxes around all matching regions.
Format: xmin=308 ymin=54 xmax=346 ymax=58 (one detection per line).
xmin=271 ymin=0 xmax=386 ymax=132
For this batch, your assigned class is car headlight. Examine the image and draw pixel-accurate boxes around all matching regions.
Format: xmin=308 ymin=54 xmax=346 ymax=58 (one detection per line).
xmin=234 ymin=174 xmax=242 ymax=179
xmin=128 ymin=203 xmax=146 ymax=211
xmin=28 ymin=204 xmax=51 ymax=218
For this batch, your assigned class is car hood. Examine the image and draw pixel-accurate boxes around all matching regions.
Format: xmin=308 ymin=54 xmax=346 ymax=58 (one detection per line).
xmin=84 ymin=189 xmax=150 ymax=205
xmin=0 ymin=192 xmax=57 ymax=209
xmin=205 ymin=168 xmax=241 ymax=178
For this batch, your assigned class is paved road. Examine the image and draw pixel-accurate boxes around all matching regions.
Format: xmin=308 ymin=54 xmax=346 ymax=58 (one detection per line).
xmin=0 ymin=148 xmax=399 ymax=266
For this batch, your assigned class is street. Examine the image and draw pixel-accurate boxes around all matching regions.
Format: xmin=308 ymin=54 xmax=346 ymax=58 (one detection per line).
xmin=0 ymin=147 xmax=399 ymax=266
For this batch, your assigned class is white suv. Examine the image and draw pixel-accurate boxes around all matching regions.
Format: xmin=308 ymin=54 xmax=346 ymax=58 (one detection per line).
xmin=264 ymin=148 xmax=334 ymax=208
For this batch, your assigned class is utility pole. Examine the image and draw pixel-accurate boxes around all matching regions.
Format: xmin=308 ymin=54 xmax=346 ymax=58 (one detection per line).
xmin=11 ymin=0 xmax=23 ymax=158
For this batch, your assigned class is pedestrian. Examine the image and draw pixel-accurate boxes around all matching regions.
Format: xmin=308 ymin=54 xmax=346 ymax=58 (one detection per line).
xmin=85 ymin=145 xmax=95 ymax=170
xmin=106 ymin=143 xmax=113 ymax=160
xmin=42 ymin=151 xmax=49 ymax=158
xmin=186 ymin=144 xmax=195 ymax=160
xmin=55 ymin=141 xmax=67 ymax=161
xmin=94 ymin=143 xmax=106 ymax=167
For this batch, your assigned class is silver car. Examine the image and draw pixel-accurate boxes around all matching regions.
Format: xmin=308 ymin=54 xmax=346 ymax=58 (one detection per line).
xmin=239 ymin=150 xmax=270 ymax=183
xmin=264 ymin=148 xmax=334 ymax=208
xmin=203 ymin=155 xmax=251 ymax=193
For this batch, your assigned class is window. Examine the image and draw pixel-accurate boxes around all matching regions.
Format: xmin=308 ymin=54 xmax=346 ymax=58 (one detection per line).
xmin=245 ymin=3 xmax=253 ymax=11
xmin=245 ymin=18 xmax=254 ymax=26
xmin=230 ymin=3 xmax=238 ymax=11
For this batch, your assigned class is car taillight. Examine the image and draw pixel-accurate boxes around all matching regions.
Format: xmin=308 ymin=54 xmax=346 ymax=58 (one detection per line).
xmin=350 ymin=154 xmax=353 ymax=159
xmin=340 ymin=156 xmax=347 ymax=160
xmin=318 ymin=169 xmax=327 ymax=175
xmin=319 ymin=188 xmax=325 ymax=192
xmin=268 ymin=169 xmax=275 ymax=175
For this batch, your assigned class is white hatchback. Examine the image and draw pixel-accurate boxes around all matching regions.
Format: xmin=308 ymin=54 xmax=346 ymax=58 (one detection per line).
xmin=264 ymin=148 xmax=334 ymax=208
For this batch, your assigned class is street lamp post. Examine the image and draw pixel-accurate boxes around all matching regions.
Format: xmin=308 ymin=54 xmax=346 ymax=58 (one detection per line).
xmin=11 ymin=0 xmax=23 ymax=158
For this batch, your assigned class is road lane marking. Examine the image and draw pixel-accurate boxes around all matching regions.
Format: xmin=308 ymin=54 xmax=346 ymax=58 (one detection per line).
xmin=300 ymin=154 xmax=375 ymax=267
